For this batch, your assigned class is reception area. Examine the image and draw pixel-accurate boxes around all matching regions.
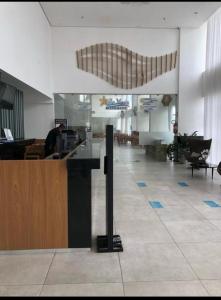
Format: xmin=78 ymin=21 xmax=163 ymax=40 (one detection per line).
xmin=0 ymin=138 xmax=100 ymax=250
xmin=1 ymin=1 xmax=221 ymax=297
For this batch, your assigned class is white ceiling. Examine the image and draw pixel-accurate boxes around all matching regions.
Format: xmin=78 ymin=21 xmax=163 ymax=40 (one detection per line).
xmin=40 ymin=1 xmax=221 ymax=28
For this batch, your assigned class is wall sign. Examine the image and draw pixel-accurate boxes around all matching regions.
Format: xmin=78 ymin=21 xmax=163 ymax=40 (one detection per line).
xmin=55 ymin=118 xmax=68 ymax=128
xmin=99 ymin=95 xmax=131 ymax=110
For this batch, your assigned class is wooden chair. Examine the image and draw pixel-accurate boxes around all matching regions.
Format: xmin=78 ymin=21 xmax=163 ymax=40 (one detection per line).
xmin=131 ymin=131 xmax=139 ymax=146
xmin=24 ymin=143 xmax=45 ymax=160
xmin=33 ymin=139 xmax=45 ymax=144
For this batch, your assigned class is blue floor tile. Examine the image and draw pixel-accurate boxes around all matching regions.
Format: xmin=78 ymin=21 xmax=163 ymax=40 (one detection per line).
xmin=178 ymin=181 xmax=189 ymax=187
xmin=137 ymin=181 xmax=147 ymax=187
xmin=149 ymin=201 xmax=163 ymax=208
xmin=203 ymin=200 xmax=221 ymax=208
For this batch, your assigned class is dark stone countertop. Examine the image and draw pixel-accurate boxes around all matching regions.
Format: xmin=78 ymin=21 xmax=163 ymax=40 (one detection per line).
xmin=66 ymin=140 xmax=101 ymax=171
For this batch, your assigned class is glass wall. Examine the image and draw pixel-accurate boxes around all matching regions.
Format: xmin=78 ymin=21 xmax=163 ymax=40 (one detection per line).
xmin=54 ymin=93 xmax=177 ymax=138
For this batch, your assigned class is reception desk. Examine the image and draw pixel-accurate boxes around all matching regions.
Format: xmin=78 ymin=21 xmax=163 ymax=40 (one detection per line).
xmin=0 ymin=139 xmax=35 ymax=160
xmin=0 ymin=140 xmax=100 ymax=250
xmin=67 ymin=142 xmax=100 ymax=248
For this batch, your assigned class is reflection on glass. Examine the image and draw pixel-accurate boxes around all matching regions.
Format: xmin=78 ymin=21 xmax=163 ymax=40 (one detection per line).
xmin=54 ymin=93 xmax=177 ymax=138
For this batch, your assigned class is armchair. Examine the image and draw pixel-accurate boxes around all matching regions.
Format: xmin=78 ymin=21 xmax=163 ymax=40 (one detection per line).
xmin=183 ymin=139 xmax=212 ymax=167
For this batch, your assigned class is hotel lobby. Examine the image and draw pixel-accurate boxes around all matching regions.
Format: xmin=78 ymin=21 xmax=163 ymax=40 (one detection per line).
xmin=1 ymin=1 xmax=221 ymax=296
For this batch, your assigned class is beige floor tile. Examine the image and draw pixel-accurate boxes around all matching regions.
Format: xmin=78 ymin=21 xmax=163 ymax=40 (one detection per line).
xmin=55 ymin=248 xmax=91 ymax=253
xmin=40 ymin=283 xmax=124 ymax=296
xmin=114 ymin=205 xmax=158 ymax=222
xmin=119 ymin=242 xmax=197 ymax=282
xmin=45 ymin=252 xmax=122 ymax=284
xmin=178 ymin=242 xmax=221 ymax=279
xmin=114 ymin=193 xmax=147 ymax=204
xmin=191 ymin=204 xmax=221 ymax=220
xmin=115 ymin=220 xmax=173 ymax=244
xmin=0 ymin=254 xmax=54 ymax=285
xmin=0 ymin=249 xmax=55 ymax=255
xmin=124 ymin=280 xmax=208 ymax=296
xmin=92 ymin=218 xmax=117 ymax=236
xmin=201 ymin=280 xmax=221 ymax=296
xmin=155 ymin=205 xmax=205 ymax=221
xmin=0 ymin=285 xmax=42 ymax=296
xmin=163 ymin=220 xmax=221 ymax=242
xmin=209 ymin=220 xmax=221 ymax=231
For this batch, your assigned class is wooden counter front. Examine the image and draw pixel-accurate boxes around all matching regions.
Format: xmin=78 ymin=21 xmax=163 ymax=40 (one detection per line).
xmin=0 ymin=160 xmax=68 ymax=250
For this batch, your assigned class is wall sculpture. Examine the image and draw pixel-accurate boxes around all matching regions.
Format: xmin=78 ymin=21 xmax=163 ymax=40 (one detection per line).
xmin=76 ymin=43 xmax=177 ymax=89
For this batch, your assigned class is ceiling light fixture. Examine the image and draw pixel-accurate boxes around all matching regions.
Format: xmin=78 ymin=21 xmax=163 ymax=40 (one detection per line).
xmin=120 ymin=2 xmax=150 ymax=6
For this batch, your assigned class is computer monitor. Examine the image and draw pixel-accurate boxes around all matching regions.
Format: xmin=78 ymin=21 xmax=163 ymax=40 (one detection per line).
xmin=2 ymin=128 xmax=14 ymax=141
xmin=62 ymin=129 xmax=79 ymax=150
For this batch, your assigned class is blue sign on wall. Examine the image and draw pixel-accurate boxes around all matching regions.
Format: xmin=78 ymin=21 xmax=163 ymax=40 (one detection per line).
xmin=106 ymin=98 xmax=129 ymax=110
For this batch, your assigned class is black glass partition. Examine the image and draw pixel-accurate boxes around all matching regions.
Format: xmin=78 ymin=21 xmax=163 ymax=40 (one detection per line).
xmin=97 ymin=125 xmax=123 ymax=252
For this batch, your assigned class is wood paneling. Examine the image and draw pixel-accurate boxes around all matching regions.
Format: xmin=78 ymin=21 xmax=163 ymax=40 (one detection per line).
xmin=0 ymin=160 xmax=68 ymax=250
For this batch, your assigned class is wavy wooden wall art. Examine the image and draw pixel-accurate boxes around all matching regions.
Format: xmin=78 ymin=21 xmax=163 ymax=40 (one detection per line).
xmin=76 ymin=43 xmax=177 ymax=89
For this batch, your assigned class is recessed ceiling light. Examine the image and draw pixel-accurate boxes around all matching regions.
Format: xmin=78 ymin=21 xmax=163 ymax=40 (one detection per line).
xmin=120 ymin=2 xmax=150 ymax=6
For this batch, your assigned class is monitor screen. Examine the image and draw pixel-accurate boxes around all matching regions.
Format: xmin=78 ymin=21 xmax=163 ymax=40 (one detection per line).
xmin=3 ymin=128 xmax=14 ymax=141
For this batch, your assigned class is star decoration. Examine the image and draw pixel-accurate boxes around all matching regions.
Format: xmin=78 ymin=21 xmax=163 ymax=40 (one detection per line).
xmin=99 ymin=96 xmax=108 ymax=106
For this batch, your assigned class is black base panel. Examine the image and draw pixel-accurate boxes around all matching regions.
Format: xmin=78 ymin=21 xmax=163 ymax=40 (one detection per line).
xmin=97 ymin=235 xmax=123 ymax=253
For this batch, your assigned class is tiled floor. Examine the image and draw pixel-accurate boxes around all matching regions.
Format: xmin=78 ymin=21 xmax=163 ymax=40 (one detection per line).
xmin=1 ymin=142 xmax=221 ymax=296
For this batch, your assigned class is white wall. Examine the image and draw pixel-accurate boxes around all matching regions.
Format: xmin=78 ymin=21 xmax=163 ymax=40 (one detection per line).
xmin=52 ymin=27 xmax=179 ymax=94
xmin=23 ymin=90 xmax=54 ymax=139
xmin=137 ymin=112 xmax=150 ymax=132
xmin=0 ymin=2 xmax=53 ymax=98
xmin=150 ymin=103 xmax=169 ymax=132
xmin=178 ymin=24 xmax=207 ymax=136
